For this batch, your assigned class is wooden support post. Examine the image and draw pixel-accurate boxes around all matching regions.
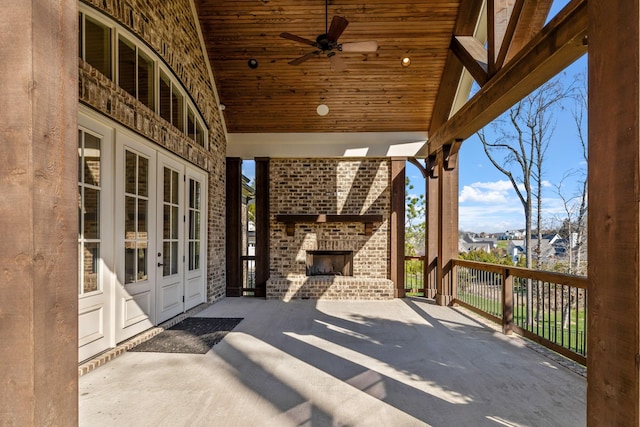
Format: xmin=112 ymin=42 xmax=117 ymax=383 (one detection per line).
xmin=225 ymin=158 xmax=243 ymax=297
xmin=588 ymin=0 xmax=640 ymax=424
xmin=425 ymin=155 xmax=439 ymax=298
xmin=255 ymin=158 xmax=270 ymax=298
xmin=503 ymin=269 xmax=514 ymax=335
xmin=0 ymin=1 xmax=78 ymax=424
xmin=391 ymin=158 xmax=406 ymax=298
xmin=435 ymin=148 xmax=459 ymax=306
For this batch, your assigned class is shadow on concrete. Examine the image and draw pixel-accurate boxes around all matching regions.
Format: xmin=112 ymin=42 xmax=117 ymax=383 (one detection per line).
xmin=79 ymin=297 xmax=586 ymax=426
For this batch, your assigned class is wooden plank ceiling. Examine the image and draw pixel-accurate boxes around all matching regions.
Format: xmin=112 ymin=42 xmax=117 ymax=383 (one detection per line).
xmin=195 ymin=0 xmax=463 ymax=134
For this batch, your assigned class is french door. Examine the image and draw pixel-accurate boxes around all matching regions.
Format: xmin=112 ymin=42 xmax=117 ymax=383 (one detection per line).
xmin=78 ymin=118 xmax=114 ymax=362
xmin=156 ymin=157 xmax=207 ymax=322
xmin=79 ymin=110 xmax=207 ymax=357
xmin=156 ymin=155 xmax=185 ymax=323
xmin=115 ymin=135 xmax=156 ymax=343
xmin=184 ymin=168 xmax=207 ymax=310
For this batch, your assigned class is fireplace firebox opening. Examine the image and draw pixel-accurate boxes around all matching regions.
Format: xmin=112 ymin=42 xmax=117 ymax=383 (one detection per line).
xmin=306 ymin=251 xmax=353 ymax=276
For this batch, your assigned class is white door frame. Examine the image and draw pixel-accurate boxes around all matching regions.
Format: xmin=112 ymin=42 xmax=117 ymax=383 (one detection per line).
xmin=78 ymin=114 xmax=115 ymax=362
xmin=115 ymin=132 xmax=157 ymax=342
xmin=184 ymin=166 xmax=207 ymax=310
xmin=156 ymin=154 xmax=186 ymax=323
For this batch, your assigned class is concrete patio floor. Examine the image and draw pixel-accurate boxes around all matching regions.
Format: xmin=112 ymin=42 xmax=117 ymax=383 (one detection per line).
xmin=79 ymin=298 xmax=586 ymax=426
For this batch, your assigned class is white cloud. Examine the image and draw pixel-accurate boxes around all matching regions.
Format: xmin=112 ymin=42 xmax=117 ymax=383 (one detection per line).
xmin=458 ymin=195 xmax=575 ymax=233
xmin=472 ymin=180 xmax=514 ymax=191
xmin=459 ymin=204 xmax=524 ymax=233
xmin=459 ymin=186 xmax=507 ymax=203
xmin=459 ymin=180 xmax=514 ymax=203
xmin=458 ymin=179 xmax=550 ymax=232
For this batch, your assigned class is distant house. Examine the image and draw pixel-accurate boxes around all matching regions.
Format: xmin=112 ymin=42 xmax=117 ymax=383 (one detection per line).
xmin=501 ymin=229 xmax=525 ymax=240
xmin=459 ymin=233 xmax=498 ymax=253
xmin=508 ymin=233 xmax=569 ymax=264
xmin=507 ymin=240 xmax=525 ymax=262
xmin=242 ymin=175 xmax=255 ymax=257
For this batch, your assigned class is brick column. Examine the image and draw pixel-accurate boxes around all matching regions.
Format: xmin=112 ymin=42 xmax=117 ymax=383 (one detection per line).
xmin=390 ymin=158 xmax=406 ymax=297
xmin=0 ymin=1 xmax=78 ymax=424
xmin=588 ymin=0 xmax=640 ymax=424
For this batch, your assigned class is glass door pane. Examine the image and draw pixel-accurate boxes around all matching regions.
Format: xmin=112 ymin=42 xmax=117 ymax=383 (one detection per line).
xmin=124 ymin=149 xmax=149 ymax=284
xmin=188 ymin=178 xmax=201 ymax=271
xmin=78 ymin=130 xmax=102 ymax=295
xmin=163 ymin=167 xmax=180 ymax=277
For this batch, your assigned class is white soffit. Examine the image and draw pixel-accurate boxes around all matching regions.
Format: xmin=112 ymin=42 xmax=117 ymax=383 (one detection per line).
xmin=226 ymin=132 xmax=428 ymax=158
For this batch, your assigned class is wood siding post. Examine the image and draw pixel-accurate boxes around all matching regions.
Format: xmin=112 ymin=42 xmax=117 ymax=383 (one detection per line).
xmin=225 ymin=158 xmax=243 ymax=296
xmin=0 ymin=1 xmax=78 ymax=424
xmin=255 ymin=158 xmax=270 ymax=298
xmin=503 ymin=268 xmax=514 ymax=335
xmin=390 ymin=158 xmax=406 ymax=298
xmin=588 ymin=0 xmax=640 ymax=424
xmin=425 ymin=155 xmax=439 ymax=298
xmin=436 ymin=149 xmax=459 ymax=306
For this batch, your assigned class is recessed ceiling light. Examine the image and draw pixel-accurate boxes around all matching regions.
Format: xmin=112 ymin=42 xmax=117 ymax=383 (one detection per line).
xmin=316 ymin=104 xmax=329 ymax=116
xmin=401 ymin=57 xmax=411 ymax=67
xmin=248 ymin=58 xmax=258 ymax=69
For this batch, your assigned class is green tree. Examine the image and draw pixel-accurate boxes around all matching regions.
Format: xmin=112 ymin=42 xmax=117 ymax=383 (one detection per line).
xmin=459 ymin=249 xmax=514 ymax=266
xmin=405 ymin=177 xmax=425 ymax=256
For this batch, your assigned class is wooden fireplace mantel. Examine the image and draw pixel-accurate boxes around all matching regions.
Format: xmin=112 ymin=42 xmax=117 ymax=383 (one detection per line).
xmin=276 ymin=214 xmax=383 ymax=236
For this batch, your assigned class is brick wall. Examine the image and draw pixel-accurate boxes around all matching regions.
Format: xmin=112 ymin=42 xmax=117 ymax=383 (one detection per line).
xmin=268 ymin=159 xmax=392 ymax=299
xmin=79 ymin=0 xmax=226 ymax=301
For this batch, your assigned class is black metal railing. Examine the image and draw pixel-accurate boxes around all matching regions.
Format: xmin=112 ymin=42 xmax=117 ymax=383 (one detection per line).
xmin=454 ymin=259 xmax=587 ymax=365
xmin=404 ymin=256 xmax=425 ymax=296
xmin=242 ymin=255 xmax=256 ymax=295
xmin=404 ymin=255 xmax=438 ymax=298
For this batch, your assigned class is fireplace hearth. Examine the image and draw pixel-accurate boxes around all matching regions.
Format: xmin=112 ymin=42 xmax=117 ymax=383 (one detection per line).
xmin=306 ymin=251 xmax=353 ymax=276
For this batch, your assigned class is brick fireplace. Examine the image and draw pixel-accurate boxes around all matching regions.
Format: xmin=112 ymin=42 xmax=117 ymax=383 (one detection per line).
xmin=266 ymin=158 xmax=395 ymax=300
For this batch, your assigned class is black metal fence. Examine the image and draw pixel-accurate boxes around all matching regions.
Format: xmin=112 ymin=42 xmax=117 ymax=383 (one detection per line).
xmin=454 ymin=259 xmax=587 ymax=365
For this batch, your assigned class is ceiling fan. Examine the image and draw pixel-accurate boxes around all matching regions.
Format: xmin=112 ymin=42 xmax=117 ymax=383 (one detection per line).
xmin=279 ymin=0 xmax=378 ymax=71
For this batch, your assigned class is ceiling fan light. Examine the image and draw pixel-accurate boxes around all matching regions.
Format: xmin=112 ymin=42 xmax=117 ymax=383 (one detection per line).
xmin=401 ymin=57 xmax=411 ymax=67
xmin=316 ymin=104 xmax=330 ymax=116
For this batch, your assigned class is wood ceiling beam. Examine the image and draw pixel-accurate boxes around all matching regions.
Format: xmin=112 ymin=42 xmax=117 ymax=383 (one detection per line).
xmin=428 ymin=0 xmax=484 ymax=133
xmin=494 ymin=0 xmax=525 ymax=73
xmin=422 ymin=0 xmax=586 ymax=157
xmin=451 ymin=36 xmax=488 ymax=86
xmin=506 ymin=0 xmax=553 ymax=63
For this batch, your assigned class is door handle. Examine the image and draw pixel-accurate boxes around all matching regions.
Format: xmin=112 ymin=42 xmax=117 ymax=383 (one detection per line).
xmin=158 ymin=262 xmax=164 ymax=267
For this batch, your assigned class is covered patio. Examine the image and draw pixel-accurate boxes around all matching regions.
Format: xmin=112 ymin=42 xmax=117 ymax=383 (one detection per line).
xmin=2 ymin=0 xmax=640 ymax=425
xmin=79 ymin=298 xmax=585 ymax=426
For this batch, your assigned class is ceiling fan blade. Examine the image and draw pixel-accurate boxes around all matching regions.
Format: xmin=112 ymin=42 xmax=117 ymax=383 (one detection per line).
xmin=288 ymin=51 xmax=320 ymax=66
xmin=327 ymin=16 xmax=349 ymax=42
xmin=329 ymin=54 xmax=348 ymax=72
xmin=340 ymin=40 xmax=379 ymax=53
xmin=280 ymin=32 xmax=317 ymax=47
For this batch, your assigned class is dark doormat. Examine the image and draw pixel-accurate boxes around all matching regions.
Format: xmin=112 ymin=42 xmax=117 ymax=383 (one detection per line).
xmin=129 ymin=317 xmax=243 ymax=354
